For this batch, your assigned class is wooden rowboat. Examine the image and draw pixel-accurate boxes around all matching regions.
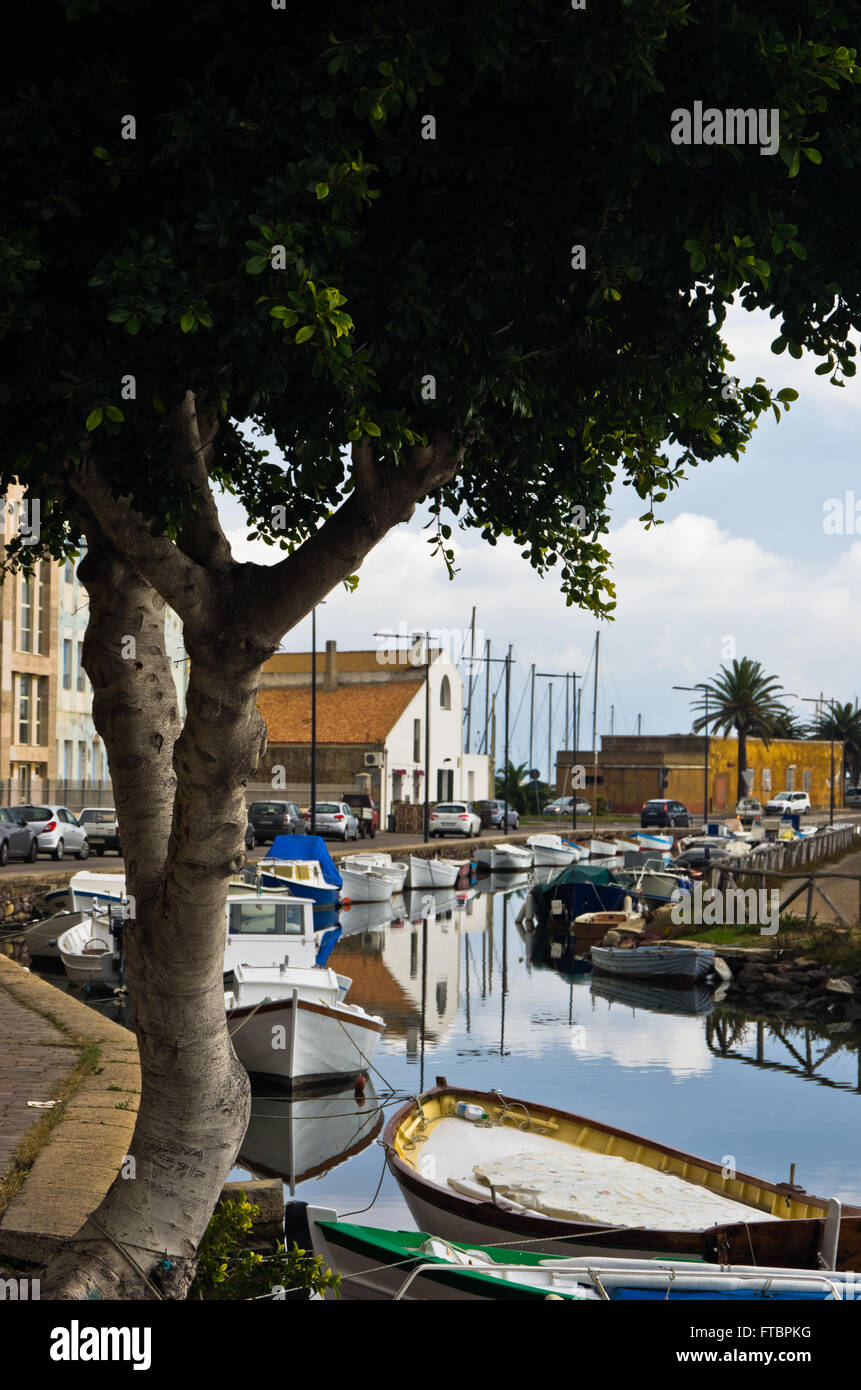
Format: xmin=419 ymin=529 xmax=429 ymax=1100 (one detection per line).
xmin=383 ymin=1082 xmax=859 ymax=1268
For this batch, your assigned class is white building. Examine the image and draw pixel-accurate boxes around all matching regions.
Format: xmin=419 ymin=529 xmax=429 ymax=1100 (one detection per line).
xmin=256 ymin=638 xmax=491 ymax=821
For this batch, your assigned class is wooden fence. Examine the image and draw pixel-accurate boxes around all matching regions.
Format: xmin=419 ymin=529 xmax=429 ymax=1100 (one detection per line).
xmin=710 ymin=824 xmax=861 ymax=929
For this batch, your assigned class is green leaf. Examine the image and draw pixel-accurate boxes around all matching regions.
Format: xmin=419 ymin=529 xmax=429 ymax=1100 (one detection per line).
xmin=775 ymin=388 xmax=799 ymax=403
xmin=295 ymin=325 xmax=315 ymax=343
xmin=85 ymin=407 xmax=103 ymax=431
xmin=364 ymin=420 xmax=381 ymax=436
xmin=107 ymin=308 xmax=129 ymax=323
xmin=92 ymin=146 xmax=111 ymax=162
xmin=315 ymin=182 xmax=330 ymax=199
xmin=180 ymin=310 xmax=196 ymax=333
xmin=378 ymin=61 xmax=393 ymax=77
xmin=771 ymin=336 xmax=787 ymax=354
xmin=125 ymin=315 xmax=141 ymax=334
xmin=318 ymin=97 xmax=335 ymax=119
xmin=814 ymin=360 xmax=833 ymax=375
xmin=787 ymin=341 xmax=803 ymax=359
xmin=803 ymin=148 xmax=822 ymax=164
xmin=371 ymin=103 xmax=384 ymax=121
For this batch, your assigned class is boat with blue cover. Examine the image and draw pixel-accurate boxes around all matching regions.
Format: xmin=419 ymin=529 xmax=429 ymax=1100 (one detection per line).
xmin=253 ymin=834 xmax=341 ymax=907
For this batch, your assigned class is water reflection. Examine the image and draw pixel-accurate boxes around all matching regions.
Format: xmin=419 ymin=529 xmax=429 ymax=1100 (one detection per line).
xmin=236 ymin=1080 xmax=383 ymax=1193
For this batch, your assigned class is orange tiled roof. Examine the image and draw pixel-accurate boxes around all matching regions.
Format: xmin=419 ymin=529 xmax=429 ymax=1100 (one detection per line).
xmin=258 ymin=680 xmax=423 ymax=744
xmin=264 ymin=649 xmax=415 ymax=674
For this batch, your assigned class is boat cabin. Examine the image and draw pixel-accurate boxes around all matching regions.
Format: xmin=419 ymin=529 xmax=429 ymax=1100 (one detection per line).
xmin=224 ymin=894 xmax=317 ymax=974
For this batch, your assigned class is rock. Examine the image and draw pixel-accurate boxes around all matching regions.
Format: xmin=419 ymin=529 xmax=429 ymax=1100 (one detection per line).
xmin=825 ymin=978 xmax=856 ymax=995
xmin=793 ymin=956 xmax=817 ymax=968
xmin=842 ymin=1003 xmax=861 ymax=1022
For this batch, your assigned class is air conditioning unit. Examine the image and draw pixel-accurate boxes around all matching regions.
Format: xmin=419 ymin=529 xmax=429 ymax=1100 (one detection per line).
xmin=364 ymin=752 xmax=383 ymax=768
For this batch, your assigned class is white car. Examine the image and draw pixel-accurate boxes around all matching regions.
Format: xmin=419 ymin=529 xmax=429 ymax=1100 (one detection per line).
xmin=307 ymin=801 xmax=360 ymax=840
xmin=429 ymin=802 xmax=481 ymax=837
xmin=15 ymin=804 xmax=90 ymax=860
xmin=764 ymin=791 xmax=811 ymax=816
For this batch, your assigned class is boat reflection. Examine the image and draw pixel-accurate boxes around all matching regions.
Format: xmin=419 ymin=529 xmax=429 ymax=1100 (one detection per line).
xmin=236 ymin=1079 xmax=383 ymax=1194
xmin=591 ymin=973 xmax=715 ymax=1017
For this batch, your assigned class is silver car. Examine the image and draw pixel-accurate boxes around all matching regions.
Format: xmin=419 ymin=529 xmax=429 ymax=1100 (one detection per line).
xmin=429 ymin=802 xmax=481 ymax=837
xmin=307 ymin=801 xmax=360 ymax=840
xmin=15 ymin=804 xmax=90 ymax=861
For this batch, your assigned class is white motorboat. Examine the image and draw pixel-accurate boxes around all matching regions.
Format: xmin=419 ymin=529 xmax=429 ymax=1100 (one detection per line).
xmin=56 ymin=911 xmax=114 ymax=983
xmin=588 ymin=839 xmax=619 ymax=858
xmin=225 ymin=964 xmax=385 ymax=1089
xmin=342 ymin=853 xmax=408 ymax=893
xmin=45 ymin=871 xmax=127 ymax=914
xmin=526 ymin=834 xmax=583 ymax=868
xmin=636 ymin=831 xmax=674 ymax=852
xmin=408 ymin=855 xmax=460 ymax=889
xmin=224 ymin=893 xmax=321 ymax=975
xmin=338 ymin=863 xmax=395 ymax=904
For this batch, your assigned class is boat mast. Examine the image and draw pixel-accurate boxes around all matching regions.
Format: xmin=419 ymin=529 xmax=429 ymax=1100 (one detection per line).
xmin=591 ymin=631 xmax=600 ymax=836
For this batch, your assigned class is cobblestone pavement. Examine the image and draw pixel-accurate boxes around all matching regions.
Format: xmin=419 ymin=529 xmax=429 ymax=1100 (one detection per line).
xmin=0 ymin=979 xmax=75 ymax=1178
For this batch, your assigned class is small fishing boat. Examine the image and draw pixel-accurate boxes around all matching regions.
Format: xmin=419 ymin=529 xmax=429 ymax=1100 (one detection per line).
xmin=475 ymin=844 xmax=533 ymax=872
xmin=384 ymin=1083 xmax=851 ymax=1266
xmin=408 ymin=855 xmax=460 ymax=889
xmin=636 ymin=831 xmax=674 ymax=853
xmin=573 ymin=908 xmax=645 ymax=942
xmin=526 ymin=834 xmax=583 ymax=868
xmin=590 ymin=944 xmax=714 ymax=983
xmin=56 ymin=911 xmax=114 ymax=983
xmin=300 ymin=1210 xmax=849 ymax=1301
xmin=338 ymin=863 xmax=395 ymax=904
xmin=342 ymin=853 xmax=408 ymax=893
xmin=588 ymin=838 xmax=619 ymax=858
xmin=615 ymin=859 xmax=694 ymax=907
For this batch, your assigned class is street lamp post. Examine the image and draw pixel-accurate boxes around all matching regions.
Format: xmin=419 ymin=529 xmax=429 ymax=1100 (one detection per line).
xmin=674 ymin=683 xmax=710 ymax=828
xmin=310 ymin=606 xmax=317 ymax=834
xmin=799 ymin=695 xmax=837 ymax=824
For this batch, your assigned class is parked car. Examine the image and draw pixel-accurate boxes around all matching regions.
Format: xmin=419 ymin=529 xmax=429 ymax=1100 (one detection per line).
xmin=544 ymin=796 xmax=591 ymax=818
xmin=247 ymin=800 xmax=305 ymax=843
xmin=765 ymin=791 xmax=811 ymax=816
xmin=341 ymin=793 xmax=379 ymax=839
xmin=430 ymin=802 xmax=482 ymax=837
xmin=641 ymin=799 xmax=692 ymax=828
xmin=675 ymin=844 xmax=732 ymax=870
xmin=477 ymin=800 xmax=520 ymax=830
xmin=845 ymin=786 xmax=861 ymax=805
xmin=0 ymin=808 xmax=39 ymax=865
xmin=306 ymin=801 xmax=360 ymax=840
xmin=735 ymin=797 xmax=762 ymax=827
xmin=245 ymin=819 xmax=257 ymax=851
xmin=78 ymin=807 xmax=121 ymax=855
xmin=15 ymin=804 xmax=89 ymax=860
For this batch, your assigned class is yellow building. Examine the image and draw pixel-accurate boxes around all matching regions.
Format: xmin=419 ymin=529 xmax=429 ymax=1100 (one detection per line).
xmin=557 ymin=734 xmax=843 ymax=814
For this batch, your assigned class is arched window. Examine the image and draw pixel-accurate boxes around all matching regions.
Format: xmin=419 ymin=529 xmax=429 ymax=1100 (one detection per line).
xmin=439 ymin=675 xmax=451 ymax=710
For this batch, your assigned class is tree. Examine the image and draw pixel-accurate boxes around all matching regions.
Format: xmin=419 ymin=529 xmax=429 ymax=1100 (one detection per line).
xmin=691 ymin=659 xmax=787 ymax=801
xmin=768 ymin=706 xmax=809 ymax=740
xmin=810 ymin=701 xmax=861 ymax=785
xmin=493 ymin=760 xmax=530 ymax=814
xmin=4 ymin=1 xmax=861 ymax=1297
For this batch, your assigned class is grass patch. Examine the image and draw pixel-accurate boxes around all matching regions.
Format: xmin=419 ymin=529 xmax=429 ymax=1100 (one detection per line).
xmin=799 ymin=925 xmax=861 ymax=976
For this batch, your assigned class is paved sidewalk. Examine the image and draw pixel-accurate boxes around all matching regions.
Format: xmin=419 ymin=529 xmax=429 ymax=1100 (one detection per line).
xmin=0 ymin=956 xmax=140 ymax=1262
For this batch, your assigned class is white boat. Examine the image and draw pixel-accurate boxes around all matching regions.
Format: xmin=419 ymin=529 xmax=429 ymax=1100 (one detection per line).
xmin=408 ymin=855 xmax=460 ymax=889
xmin=475 ymin=844 xmax=533 ymax=872
xmin=342 ymin=853 xmax=408 ymax=893
xmin=616 ymin=859 xmax=694 ymax=906
xmin=526 ymin=834 xmax=583 ymax=868
xmin=224 ymin=894 xmax=322 ymax=975
xmin=46 ymin=871 xmax=127 ymax=914
xmin=56 ymin=911 xmax=114 ymax=983
xmin=225 ymin=964 xmax=385 ymax=1089
xmin=338 ymin=864 xmax=395 ymax=904
xmin=612 ymin=838 xmax=642 ymax=854
xmin=590 ymin=944 xmax=715 ymax=982
xmin=636 ymin=832 xmax=674 ymax=852
xmin=588 ymin=839 xmax=619 ymax=858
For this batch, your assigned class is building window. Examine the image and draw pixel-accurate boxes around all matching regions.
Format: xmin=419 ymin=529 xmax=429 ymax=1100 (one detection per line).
xmin=786 ymin=767 xmax=795 ymax=791
xmin=36 ymin=676 xmax=46 ymax=744
xmin=762 ymin=768 xmax=771 ymax=793
xmin=64 ymin=741 xmax=73 ymax=780
xmin=18 ymin=675 xmax=31 ymax=743
xmin=77 ymin=640 xmax=86 ymax=692
xmin=440 ymin=675 xmax=451 ymax=710
xmin=413 ymin=718 xmax=421 ymax=762
xmin=803 ymin=769 xmax=811 ymax=793
xmin=20 ymin=576 xmax=34 ymax=652
xmin=63 ymin=639 xmax=72 ymax=690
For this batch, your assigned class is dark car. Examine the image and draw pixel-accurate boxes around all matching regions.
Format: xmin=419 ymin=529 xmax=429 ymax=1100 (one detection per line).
xmin=0 ymin=807 xmax=39 ymax=865
xmin=641 ymin=798 xmax=692 ymax=828
xmin=248 ymin=800 xmax=304 ymax=843
xmin=478 ymin=799 xmax=520 ymax=830
xmin=341 ymin=793 xmax=379 ymax=839
xmin=78 ymin=807 xmax=122 ymax=855
xmin=675 ymin=844 xmax=732 ymax=871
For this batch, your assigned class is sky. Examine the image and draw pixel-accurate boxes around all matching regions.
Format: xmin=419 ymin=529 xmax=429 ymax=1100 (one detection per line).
xmin=217 ymin=302 xmax=861 ymax=775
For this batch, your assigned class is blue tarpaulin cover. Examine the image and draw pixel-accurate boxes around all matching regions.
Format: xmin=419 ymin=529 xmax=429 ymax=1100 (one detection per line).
xmin=266 ymin=834 xmax=342 ymax=888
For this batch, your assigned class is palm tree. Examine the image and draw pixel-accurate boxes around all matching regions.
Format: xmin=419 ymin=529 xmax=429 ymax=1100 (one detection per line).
xmin=691 ymin=658 xmax=786 ymax=802
xmin=809 ymin=701 xmax=861 ymax=786
xmin=494 ymin=759 xmax=531 ymax=813
xmin=768 ymin=706 xmax=808 ymax=740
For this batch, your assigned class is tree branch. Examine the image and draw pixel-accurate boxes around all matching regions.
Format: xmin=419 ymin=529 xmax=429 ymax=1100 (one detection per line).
xmin=171 ymin=391 xmax=233 ymax=570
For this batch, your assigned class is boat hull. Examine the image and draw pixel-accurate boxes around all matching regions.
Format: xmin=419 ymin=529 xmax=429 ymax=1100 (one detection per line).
xmin=408 ymin=856 xmax=460 ymax=889
xmin=338 ymin=867 xmax=394 ymax=903
xmin=591 ymin=945 xmax=714 ymax=982
xmin=227 ymin=994 xmax=384 ymax=1090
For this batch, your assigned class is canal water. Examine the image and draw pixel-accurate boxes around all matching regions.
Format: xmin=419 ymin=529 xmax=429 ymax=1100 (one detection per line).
xmin=227 ymin=879 xmax=861 ymax=1228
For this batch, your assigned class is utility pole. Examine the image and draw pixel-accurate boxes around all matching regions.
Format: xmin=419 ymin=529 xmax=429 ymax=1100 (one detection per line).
xmin=548 ymin=684 xmax=553 ymax=787
xmin=591 ymin=631 xmax=600 ymax=835
xmin=484 ymin=639 xmax=491 ymax=755
xmin=571 ymin=673 xmax=578 ymax=833
xmin=424 ymin=637 xmax=431 ymax=843
xmin=310 ymin=606 xmax=317 ymax=833
xmin=610 ymin=704 xmax=614 ymax=736
xmin=637 ymin=712 xmax=642 ymax=736
xmin=564 ymin=675 xmax=569 ymax=752
xmin=465 ymin=606 xmax=476 ymax=753
xmin=528 ymin=663 xmax=535 ymax=778
xmin=504 ymin=646 xmax=512 ymax=837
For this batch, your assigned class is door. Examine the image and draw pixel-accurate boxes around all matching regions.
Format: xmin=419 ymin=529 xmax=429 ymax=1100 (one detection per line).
xmin=714 ymin=774 xmax=728 ymax=812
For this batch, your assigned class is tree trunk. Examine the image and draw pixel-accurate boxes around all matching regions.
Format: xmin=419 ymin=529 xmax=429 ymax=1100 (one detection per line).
xmin=42 ymin=535 xmax=263 ymax=1299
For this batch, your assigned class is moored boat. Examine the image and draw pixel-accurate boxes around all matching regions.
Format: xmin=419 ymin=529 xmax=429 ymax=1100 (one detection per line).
xmin=383 ymin=1083 xmax=852 ymax=1266
xmin=590 ymin=944 xmax=714 ymax=983
xmin=256 ymin=834 xmax=341 ymax=906
xmin=526 ymin=834 xmax=583 ymax=868
xmin=300 ymin=1209 xmax=849 ymax=1301
xmin=636 ymin=831 xmax=674 ymax=852
xmin=56 ymin=911 xmax=114 ymax=983
xmin=338 ymin=863 xmax=395 ymax=904
xmin=342 ymin=853 xmax=408 ymax=893
xmin=408 ymin=855 xmax=460 ymax=889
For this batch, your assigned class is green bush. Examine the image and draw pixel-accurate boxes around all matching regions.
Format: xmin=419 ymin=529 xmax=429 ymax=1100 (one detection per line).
xmin=190 ymin=1192 xmax=341 ymax=1301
